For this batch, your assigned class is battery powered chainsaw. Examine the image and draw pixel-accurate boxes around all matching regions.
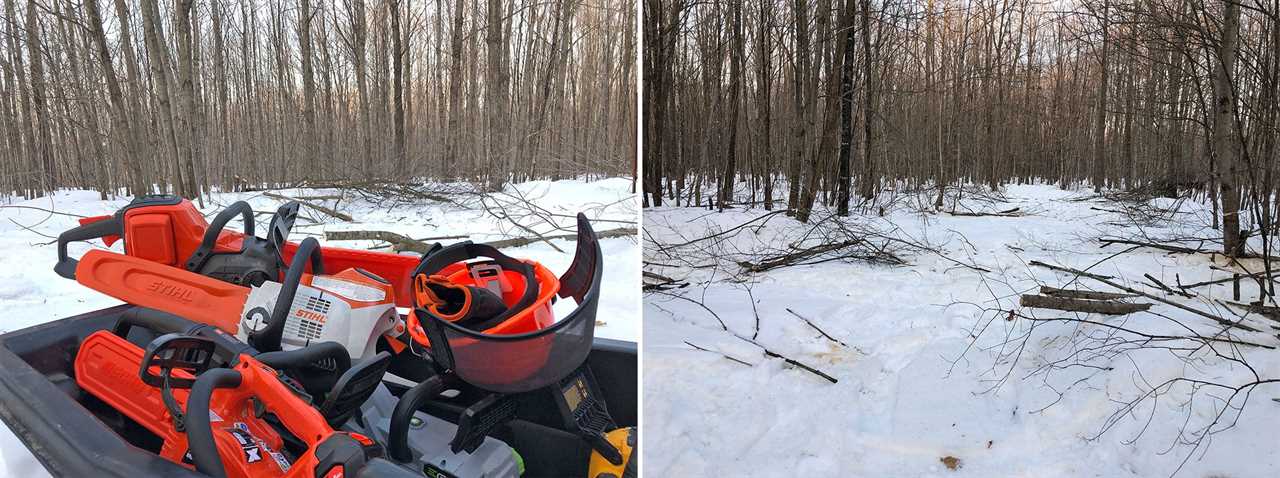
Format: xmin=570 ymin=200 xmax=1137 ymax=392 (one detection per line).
xmin=55 ymin=195 xmax=424 ymax=305
xmin=83 ymin=306 xmax=524 ymax=477
xmin=75 ymin=328 xmax=387 ymax=478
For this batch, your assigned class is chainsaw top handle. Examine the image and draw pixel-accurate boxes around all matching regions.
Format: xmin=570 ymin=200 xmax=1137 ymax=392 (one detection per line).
xmin=249 ymin=236 xmax=325 ymax=352
xmin=183 ymin=200 xmax=254 ymax=272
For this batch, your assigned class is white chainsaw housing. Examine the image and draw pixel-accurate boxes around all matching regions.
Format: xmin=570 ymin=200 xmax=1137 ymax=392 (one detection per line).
xmin=238 ymin=272 xmax=401 ymax=359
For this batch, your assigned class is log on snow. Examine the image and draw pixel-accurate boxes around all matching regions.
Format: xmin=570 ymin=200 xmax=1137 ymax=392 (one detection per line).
xmin=1039 ymin=286 xmax=1138 ymax=301
xmin=1020 ymin=294 xmax=1151 ymax=315
xmin=1029 ymin=260 xmax=1264 ymax=333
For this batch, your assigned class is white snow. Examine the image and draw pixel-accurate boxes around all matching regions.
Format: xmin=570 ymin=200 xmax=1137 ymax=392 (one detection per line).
xmin=0 ymin=178 xmax=639 ymax=476
xmin=644 ymin=183 xmax=1280 ymax=477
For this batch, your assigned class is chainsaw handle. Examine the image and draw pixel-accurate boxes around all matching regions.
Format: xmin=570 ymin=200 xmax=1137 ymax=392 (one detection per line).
xmin=250 ymin=237 xmax=324 ymax=352
xmin=114 ymin=307 xmax=258 ymax=360
xmin=185 ymin=201 xmax=254 ymax=272
xmin=53 ymin=216 xmax=122 ymax=279
xmin=185 ymin=368 xmax=243 ymax=478
xmin=387 ymin=375 xmax=445 ymax=463
xmin=255 ymin=341 xmax=351 ymax=375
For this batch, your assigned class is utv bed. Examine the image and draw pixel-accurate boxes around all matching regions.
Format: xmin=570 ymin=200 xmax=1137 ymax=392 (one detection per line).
xmin=0 ymin=305 xmax=636 ymax=477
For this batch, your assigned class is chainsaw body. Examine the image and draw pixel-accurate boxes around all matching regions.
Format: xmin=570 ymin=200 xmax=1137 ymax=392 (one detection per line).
xmin=74 ymin=330 xmax=375 ymax=478
xmin=78 ymin=308 xmax=522 ymax=478
xmin=73 ymin=248 xmax=404 ymax=359
xmin=240 ymin=268 xmax=401 ymax=359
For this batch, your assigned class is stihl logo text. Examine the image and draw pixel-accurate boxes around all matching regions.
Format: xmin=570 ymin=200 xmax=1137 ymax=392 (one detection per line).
xmin=294 ymin=308 xmax=327 ymax=323
xmin=146 ymin=281 xmax=195 ymax=302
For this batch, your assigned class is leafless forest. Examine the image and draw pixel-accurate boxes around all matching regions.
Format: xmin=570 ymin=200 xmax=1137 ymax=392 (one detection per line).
xmin=0 ymin=0 xmax=637 ymax=200
xmin=643 ymin=0 xmax=1280 ymax=254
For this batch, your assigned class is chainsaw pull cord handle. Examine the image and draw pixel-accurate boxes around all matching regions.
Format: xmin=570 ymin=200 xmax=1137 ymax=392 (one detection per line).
xmin=388 ymin=375 xmax=445 ymax=463
xmin=250 ymin=237 xmax=324 ymax=352
xmin=53 ymin=215 xmax=123 ymax=279
xmin=185 ymin=368 xmax=243 ymax=478
xmin=185 ymin=201 xmax=255 ymax=272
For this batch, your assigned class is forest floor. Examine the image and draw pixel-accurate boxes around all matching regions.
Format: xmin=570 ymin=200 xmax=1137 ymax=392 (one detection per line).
xmin=0 ymin=177 xmax=639 ymax=476
xmin=644 ymin=183 xmax=1280 ymax=477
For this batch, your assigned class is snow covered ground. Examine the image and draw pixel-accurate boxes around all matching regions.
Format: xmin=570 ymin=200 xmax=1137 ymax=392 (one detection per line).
xmin=644 ymin=183 xmax=1280 ymax=477
xmin=0 ymin=178 xmax=639 ymax=476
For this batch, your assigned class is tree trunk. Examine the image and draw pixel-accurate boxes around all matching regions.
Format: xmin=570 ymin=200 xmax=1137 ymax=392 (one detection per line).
xmin=175 ymin=0 xmax=201 ymax=199
xmin=836 ymin=0 xmax=857 ymax=216
xmin=1092 ymin=0 xmax=1109 ymax=193
xmin=25 ymin=0 xmax=55 ymax=190
xmin=1214 ymin=0 xmax=1242 ymax=254
xmin=140 ymin=0 xmax=187 ymax=197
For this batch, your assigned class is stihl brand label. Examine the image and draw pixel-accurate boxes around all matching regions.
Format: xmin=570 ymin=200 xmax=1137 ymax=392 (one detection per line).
xmin=294 ymin=308 xmax=327 ymax=323
xmin=145 ymin=280 xmax=195 ymax=303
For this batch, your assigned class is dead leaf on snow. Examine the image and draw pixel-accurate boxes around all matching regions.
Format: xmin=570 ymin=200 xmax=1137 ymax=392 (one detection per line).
xmin=940 ymin=456 xmax=961 ymax=471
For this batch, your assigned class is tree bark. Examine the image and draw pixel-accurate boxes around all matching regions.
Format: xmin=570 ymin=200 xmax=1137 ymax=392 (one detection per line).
xmin=1214 ymin=0 xmax=1242 ymax=255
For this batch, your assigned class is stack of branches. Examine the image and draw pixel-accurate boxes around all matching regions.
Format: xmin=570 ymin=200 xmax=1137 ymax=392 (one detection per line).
xmin=1090 ymin=188 xmax=1192 ymax=227
xmin=961 ymin=251 xmax=1279 ymax=473
xmin=645 ymin=210 xmax=910 ymax=280
xmin=646 ymin=207 xmax=993 ymax=283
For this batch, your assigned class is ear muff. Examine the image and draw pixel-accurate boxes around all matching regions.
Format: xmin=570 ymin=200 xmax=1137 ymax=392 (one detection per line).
xmin=412 ymin=274 xmax=508 ymax=327
xmin=407 ymin=243 xmax=543 ymax=337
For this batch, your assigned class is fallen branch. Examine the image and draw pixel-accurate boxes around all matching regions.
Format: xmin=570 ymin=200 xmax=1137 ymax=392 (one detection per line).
xmin=1030 ymin=260 xmax=1263 ymax=333
xmin=642 ymin=270 xmax=688 ymax=291
xmin=324 ymin=230 xmax=441 ymax=254
xmin=947 ymin=207 xmax=1023 ymax=217
xmin=1099 ymin=238 xmax=1208 ymax=254
xmin=0 ymin=205 xmax=87 ymax=218
xmin=1221 ymin=301 xmax=1280 ymax=322
xmin=1143 ymin=273 xmax=1195 ymax=298
xmin=263 ymin=191 xmax=353 ymax=222
xmin=738 ymin=239 xmax=862 ymax=273
xmin=1040 ymin=286 xmax=1138 ymax=300
xmin=1020 ymin=294 xmax=1151 ymax=315
xmin=683 ymin=341 xmax=753 ymax=366
xmin=786 ymin=308 xmax=849 ymax=347
xmin=484 ymin=227 xmax=636 ymax=249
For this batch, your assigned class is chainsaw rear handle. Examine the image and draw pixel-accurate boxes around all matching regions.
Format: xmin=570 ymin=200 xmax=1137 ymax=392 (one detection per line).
xmin=185 ymin=368 xmax=243 ymax=478
xmin=118 ymin=306 xmax=350 ymax=387
xmin=114 ymin=307 xmax=257 ymax=360
xmin=54 ymin=215 xmax=123 ymax=279
xmin=251 ymin=237 xmax=325 ymax=352
xmin=387 ymin=375 xmax=445 ymax=463
xmin=256 ymin=341 xmax=351 ymax=374
xmin=184 ymin=201 xmax=254 ymax=273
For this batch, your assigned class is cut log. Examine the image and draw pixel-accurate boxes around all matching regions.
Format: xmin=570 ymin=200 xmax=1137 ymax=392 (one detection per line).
xmin=1030 ymin=260 xmax=1264 ymax=333
xmin=1020 ymin=294 xmax=1151 ymax=315
xmin=1039 ymin=286 xmax=1138 ymax=300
